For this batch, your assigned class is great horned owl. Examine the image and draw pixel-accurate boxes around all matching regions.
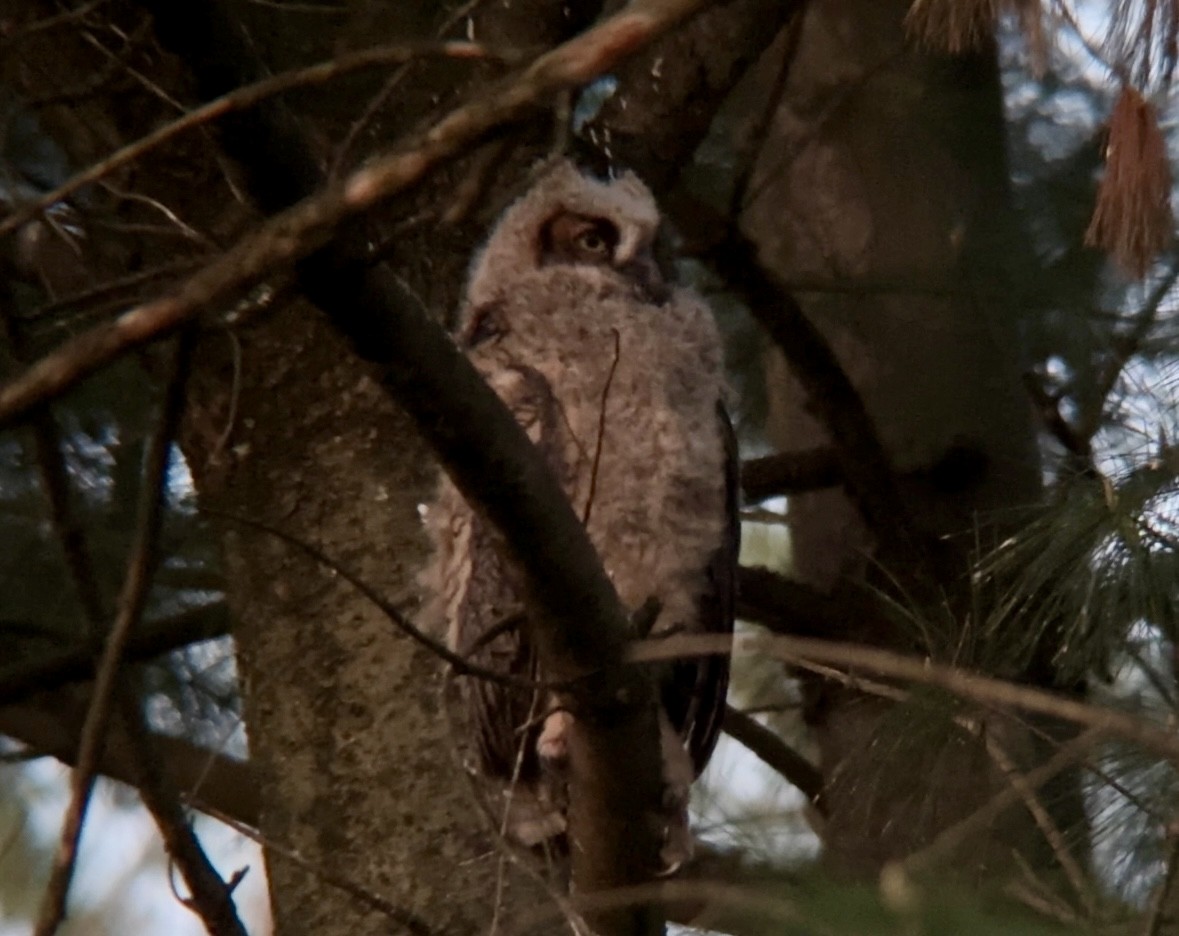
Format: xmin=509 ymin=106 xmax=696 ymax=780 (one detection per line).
xmin=421 ymin=159 xmax=737 ymax=868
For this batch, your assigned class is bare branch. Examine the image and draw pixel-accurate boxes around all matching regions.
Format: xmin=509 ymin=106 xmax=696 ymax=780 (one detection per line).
xmin=706 ymin=233 xmax=936 ymax=581
xmin=0 ymin=0 xmax=110 ymax=49
xmin=903 ymin=728 xmax=1104 ymax=875
xmin=721 ymin=704 xmax=823 ymax=808
xmin=1145 ymin=826 xmax=1179 ymax=936
xmin=740 ymin=447 xmax=841 ymax=500
xmin=1022 ymin=371 xmax=1096 ymax=474
xmin=735 ymin=565 xmax=855 ymax=638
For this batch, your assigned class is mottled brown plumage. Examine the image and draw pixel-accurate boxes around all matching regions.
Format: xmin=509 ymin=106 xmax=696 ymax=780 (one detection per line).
xmin=421 ymin=160 xmax=736 ymax=866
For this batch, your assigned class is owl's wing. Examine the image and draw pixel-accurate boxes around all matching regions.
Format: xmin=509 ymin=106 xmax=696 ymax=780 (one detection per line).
xmin=453 ymin=514 xmax=539 ymax=779
xmin=665 ymin=401 xmax=739 ymax=777
xmin=451 ymin=347 xmax=573 ymax=781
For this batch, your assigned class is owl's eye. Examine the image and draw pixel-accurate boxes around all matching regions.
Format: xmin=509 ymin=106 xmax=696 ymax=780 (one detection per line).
xmin=573 ymin=226 xmax=613 ymax=258
xmin=541 ymin=213 xmax=619 ymax=265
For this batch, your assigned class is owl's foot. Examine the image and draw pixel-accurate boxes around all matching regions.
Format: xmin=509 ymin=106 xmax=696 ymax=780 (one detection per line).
xmin=658 ymin=812 xmax=694 ymax=876
xmin=537 ymin=710 xmax=573 ymax=766
xmin=657 ymin=710 xmax=696 ymax=874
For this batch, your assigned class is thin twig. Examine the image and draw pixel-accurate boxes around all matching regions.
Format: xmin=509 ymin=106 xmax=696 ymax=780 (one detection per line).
xmin=583 ymin=328 xmax=621 ymax=526
xmin=36 ymin=330 xmax=246 ymax=933
xmin=440 ymin=674 xmax=583 ymax=936
xmin=1082 ymin=263 xmax=1179 ymax=441
xmin=0 ymin=0 xmax=110 ymax=49
xmin=106 ymin=332 xmax=247 ymax=935
xmin=329 ymin=0 xmax=493 ymax=178
xmin=0 ymin=603 xmax=229 ymax=706
xmin=490 ymin=684 xmax=547 ymax=936
xmin=1145 ymin=826 xmax=1179 ymax=936
xmin=22 ymin=257 xmax=204 ymax=323
xmin=117 ymin=692 xmax=248 ymax=936
xmin=980 ymin=731 xmax=1095 ymax=915
xmin=729 ymin=9 xmax=805 ymax=218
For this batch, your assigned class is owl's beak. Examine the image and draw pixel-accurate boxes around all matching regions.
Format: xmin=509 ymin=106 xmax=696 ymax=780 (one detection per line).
xmin=620 ymin=251 xmax=671 ymax=305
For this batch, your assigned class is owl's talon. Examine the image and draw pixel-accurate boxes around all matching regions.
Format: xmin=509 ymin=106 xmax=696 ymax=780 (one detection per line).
xmin=537 ymin=710 xmax=573 ymax=766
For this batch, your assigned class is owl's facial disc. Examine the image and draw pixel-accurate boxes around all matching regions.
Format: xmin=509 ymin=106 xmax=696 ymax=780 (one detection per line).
xmin=540 ymin=210 xmax=669 ymax=304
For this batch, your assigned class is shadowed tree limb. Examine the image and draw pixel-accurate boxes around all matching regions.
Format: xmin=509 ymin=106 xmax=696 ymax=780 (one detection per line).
xmin=735 ymin=565 xmax=856 ymax=638
xmin=708 ymin=234 xmax=938 ymax=581
xmin=721 ymin=704 xmax=823 ymax=808
xmin=741 ymin=447 xmax=841 ymax=499
xmin=588 ymin=0 xmax=805 ymax=191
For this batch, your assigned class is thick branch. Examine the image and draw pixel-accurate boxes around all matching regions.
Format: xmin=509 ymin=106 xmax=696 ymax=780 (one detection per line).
xmin=741 ymin=447 xmax=841 ymax=500
xmin=721 ymin=704 xmax=823 ymax=807
xmin=591 ymin=0 xmax=804 ymax=191
xmin=735 ymin=565 xmax=854 ymax=638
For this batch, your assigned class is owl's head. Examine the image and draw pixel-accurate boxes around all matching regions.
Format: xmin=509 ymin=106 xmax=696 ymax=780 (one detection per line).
xmin=465 ymin=160 xmax=670 ymax=309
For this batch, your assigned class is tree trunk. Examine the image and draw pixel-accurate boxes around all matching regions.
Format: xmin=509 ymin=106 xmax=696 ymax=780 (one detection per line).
xmin=743 ymin=0 xmax=1083 ymax=878
xmin=183 ymin=301 xmax=557 ymax=935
